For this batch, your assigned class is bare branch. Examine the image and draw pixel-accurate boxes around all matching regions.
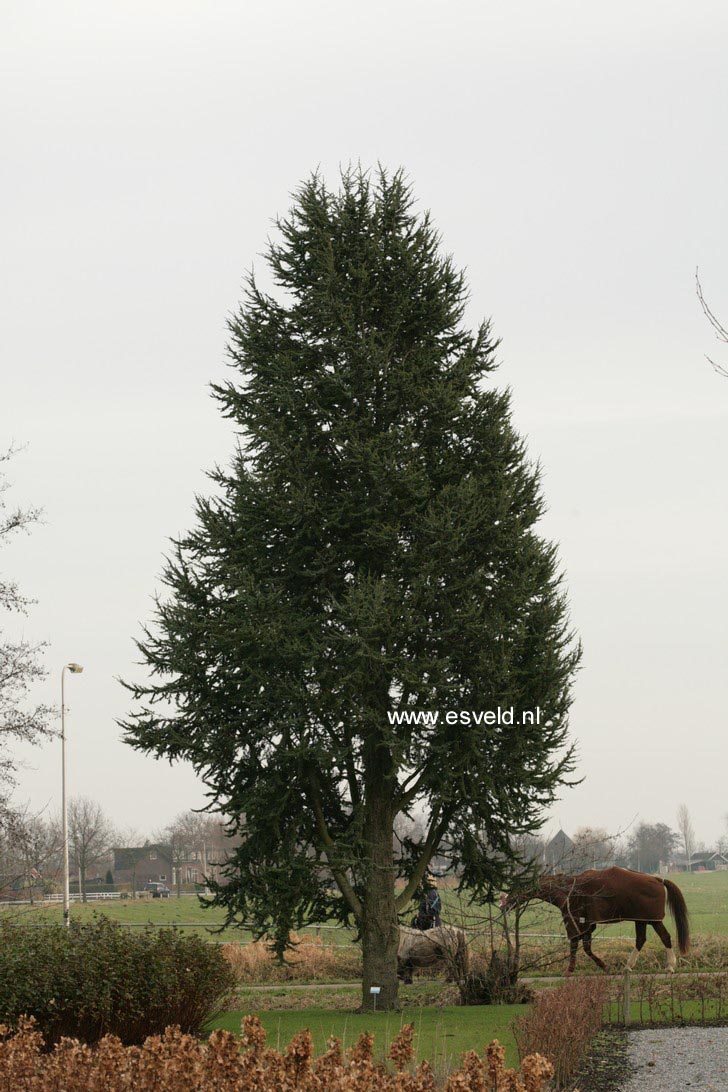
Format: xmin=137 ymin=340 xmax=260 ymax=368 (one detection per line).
xmin=0 ymin=448 xmax=54 ymax=825
xmin=696 ymin=269 xmax=728 ymax=377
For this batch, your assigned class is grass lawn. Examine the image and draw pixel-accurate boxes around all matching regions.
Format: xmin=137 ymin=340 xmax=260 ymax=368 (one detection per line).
xmin=0 ymin=895 xmax=247 ymax=941
xmin=4 ymin=869 xmax=727 ymax=968
xmin=0 ymin=896 xmax=354 ymax=944
xmin=655 ymin=870 xmax=728 ymax=936
xmin=209 ymin=1003 xmax=523 ymax=1073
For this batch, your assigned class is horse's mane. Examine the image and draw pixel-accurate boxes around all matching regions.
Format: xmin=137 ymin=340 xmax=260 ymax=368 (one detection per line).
xmin=538 ymin=871 xmax=573 ymax=889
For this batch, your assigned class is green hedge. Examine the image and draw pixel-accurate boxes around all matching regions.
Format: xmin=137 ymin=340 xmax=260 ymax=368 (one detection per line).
xmin=0 ymin=917 xmax=235 ymax=1044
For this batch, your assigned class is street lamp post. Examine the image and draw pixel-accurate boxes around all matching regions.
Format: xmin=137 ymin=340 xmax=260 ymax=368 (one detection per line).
xmin=61 ymin=662 xmax=84 ymax=927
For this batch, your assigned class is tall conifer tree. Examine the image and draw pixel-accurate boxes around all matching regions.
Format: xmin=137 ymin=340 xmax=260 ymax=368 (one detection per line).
xmin=122 ymin=168 xmax=581 ymax=1010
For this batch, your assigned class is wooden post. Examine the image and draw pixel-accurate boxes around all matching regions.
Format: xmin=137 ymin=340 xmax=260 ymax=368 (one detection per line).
xmin=623 ymin=969 xmax=631 ymax=1026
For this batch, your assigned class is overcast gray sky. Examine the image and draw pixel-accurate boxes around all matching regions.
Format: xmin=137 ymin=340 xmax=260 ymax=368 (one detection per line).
xmin=3 ymin=0 xmax=727 ymax=847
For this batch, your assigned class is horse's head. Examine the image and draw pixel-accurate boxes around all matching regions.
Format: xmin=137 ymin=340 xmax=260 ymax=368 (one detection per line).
xmin=500 ymin=890 xmax=526 ymax=912
xmin=534 ymin=873 xmax=574 ymax=910
xmin=502 ymin=873 xmax=577 ymax=914
xmin=501 ymin=876 xmax=553 ymax=912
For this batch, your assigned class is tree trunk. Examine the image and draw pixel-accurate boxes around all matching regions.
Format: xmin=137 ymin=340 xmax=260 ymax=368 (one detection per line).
xmin=360 ymin=788 xmax=399 ymax=1011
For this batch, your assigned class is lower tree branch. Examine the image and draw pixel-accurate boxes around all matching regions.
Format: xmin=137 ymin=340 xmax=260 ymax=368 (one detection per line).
xmin=306 ymin=768 xmax=363 ymax=920
xmin=395 ymin=810 xmax=450 ymax=910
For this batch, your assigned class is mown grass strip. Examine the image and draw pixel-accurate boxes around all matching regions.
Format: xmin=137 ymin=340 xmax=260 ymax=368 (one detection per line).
xmin=209 ymin=1004 xmax=523 ymax=1071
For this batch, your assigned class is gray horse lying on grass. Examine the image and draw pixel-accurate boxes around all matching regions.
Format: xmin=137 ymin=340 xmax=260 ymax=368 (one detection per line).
xmin=397 ymin=924 xmax=469 ymax=984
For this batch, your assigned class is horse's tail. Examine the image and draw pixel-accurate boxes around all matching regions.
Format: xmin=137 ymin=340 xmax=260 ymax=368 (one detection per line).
xmin=663 ymin=878 xmax=690 ymax=954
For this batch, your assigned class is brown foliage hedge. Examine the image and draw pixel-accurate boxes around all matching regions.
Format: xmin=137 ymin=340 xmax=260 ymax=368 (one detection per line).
xmin=0 ymin=1015 xmax=555 ymax=1091
xmin=514 ymin=976 xmax=609 ymax=1089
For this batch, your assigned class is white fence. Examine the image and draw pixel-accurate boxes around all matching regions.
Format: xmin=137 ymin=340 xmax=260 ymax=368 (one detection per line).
xmin=0 ymin=891 xmax=122 ymax=908
xmin=43 ymin=893 xmax=122 ymax=902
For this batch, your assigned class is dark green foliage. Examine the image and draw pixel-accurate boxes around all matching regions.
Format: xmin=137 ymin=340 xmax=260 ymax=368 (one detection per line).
xmin=121 ymin=167 xmax=581 ymax=1006
xmin=0 ymin=917 xmax=235 ymax=1044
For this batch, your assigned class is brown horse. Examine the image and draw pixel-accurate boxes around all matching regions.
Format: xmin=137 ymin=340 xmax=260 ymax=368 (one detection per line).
xmin=502 ymin=867 xmax=690 ymax=974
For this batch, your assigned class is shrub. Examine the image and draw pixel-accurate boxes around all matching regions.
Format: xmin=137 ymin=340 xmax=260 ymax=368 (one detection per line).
xmin=513 ymin=975 xmax=609 ymax=1088
xmin=0 ymin=1016 xmax=554 ymax=1091
xmin=458 ymin=951 xmax=535 ymax=1006
xmin=0 ymin=917 xmax=235 ymax=1044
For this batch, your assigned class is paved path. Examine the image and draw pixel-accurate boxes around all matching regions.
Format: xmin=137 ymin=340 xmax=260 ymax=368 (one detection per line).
xmin=242 ymin=982 xmax=361 ymax=992
xmin=241 ymin=971 xmax=728 ymax=992
xmin=622 ymin=1027 xmax=728 ymax=1090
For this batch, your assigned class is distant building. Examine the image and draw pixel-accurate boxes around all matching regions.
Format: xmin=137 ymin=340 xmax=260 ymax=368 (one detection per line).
xmin=544 ymin=829 xmax=574 ymax=872
xmin=671 ymin=850 xmax=728 ymax=873
xmin=113 ymin=844 xmax=173 ymax=889
xmin=113 ymin=840 xmax=230 ymax=891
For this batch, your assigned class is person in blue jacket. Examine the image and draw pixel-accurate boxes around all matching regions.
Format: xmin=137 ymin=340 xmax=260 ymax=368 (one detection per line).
xmin=412 ymin=873 xmax=442 ymax=930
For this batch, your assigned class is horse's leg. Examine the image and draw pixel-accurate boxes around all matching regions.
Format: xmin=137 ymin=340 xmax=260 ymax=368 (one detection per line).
xmin=651 ymin=920 xmax=676 ymax=972
xmin=626 ymin=921 xmax=647 ymax=970
xmin=397 ymin=959 xmax=414 ymax=985
xmin=565 ymin=927 xmax=579 ymax=975
xmin=582 ymin=924 xmax=607 ymax=972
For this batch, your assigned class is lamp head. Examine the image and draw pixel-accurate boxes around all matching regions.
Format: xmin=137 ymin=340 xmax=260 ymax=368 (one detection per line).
xmin=67 ymin=663 xmax=84 ymax=674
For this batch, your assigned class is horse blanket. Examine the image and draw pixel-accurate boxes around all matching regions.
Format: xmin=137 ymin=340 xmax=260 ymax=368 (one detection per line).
xmin=397 ymin=924 xmax=468 ymax=981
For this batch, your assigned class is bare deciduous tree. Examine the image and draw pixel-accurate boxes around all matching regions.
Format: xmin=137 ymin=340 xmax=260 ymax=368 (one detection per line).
xmin=62 ymin=796 xmax=116 ymax=902
xmin=570 ymin=826 xmax=616 ymax=872
xmin=676 ymin=803 xmax=695 ymax=872
xmin=156 ymin=811 xmax=227 ymax=898
xmin=0 ymin=447 xmax=54 ymax=825
xmin=696 ymin=270 xmax=728 ymax=378
xmin=627 ymin=822 xmax=678 ymax=874
xmin=0 ymin=805 xmax=61 ymax=902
